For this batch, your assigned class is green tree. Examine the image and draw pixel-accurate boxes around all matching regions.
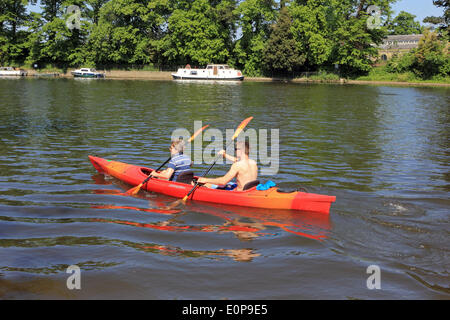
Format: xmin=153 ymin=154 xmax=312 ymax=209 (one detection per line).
xmin=29 ymin=0 xmax=92 ymax=67
xmin=289 ymin=0 xmax=389 ymax=76
xmin=86 ymin=0 xmax=169 ymax=66
xmin=262 ymin=6 xmax=305 ymax=75
xmin=289 ymin=0 xmax=334 ymax=68
xmin=413 ymin=28 xmax=449 ymax=78
xmin=423 ymin=0 xmax=449 ymax=35
xmin=388 ymin=11 xmax=423 ymax=35
xmin=386 ymin=29 xmax=449 ymax=78
xmin=85 ymin=0 xmax=109 ymax=24
xmin=0 ymin=0 xmax=30 ymax=64
xmin=385 ymin=52 xmax=415 ymax=73
xmin=233 ymin=0 xmax=277 ymax=76
xmin=23 ymin=11 xmax=44 ymax=66
xmin=159 ymin=0 xmax=236 ymax=66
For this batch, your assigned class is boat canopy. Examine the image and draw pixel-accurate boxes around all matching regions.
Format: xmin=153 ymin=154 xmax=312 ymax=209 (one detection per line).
xmin=206 ymin=64 xmax=230 ymax=69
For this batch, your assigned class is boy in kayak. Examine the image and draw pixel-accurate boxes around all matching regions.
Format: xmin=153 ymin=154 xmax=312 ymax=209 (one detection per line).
xmin=196 ymin=141 xmax=258 ymax=191
xmin=149 ymin=139 xmax=192 ymax=181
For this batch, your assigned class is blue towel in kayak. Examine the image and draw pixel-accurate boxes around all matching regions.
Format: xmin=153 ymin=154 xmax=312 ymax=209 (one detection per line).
xmin=210 ymin=182 xmax=238 ymax=190
xmin=256 ymin=180 xmax=276 ymax=191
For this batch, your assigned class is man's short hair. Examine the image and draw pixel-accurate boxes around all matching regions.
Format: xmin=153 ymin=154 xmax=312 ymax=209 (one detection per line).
xmin=237 ymin=140 xmax=249 ymax=156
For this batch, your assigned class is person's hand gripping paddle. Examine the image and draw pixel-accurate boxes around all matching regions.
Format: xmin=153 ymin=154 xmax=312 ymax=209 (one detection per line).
xmin=181 ymin=116 xmax=253 ymax=203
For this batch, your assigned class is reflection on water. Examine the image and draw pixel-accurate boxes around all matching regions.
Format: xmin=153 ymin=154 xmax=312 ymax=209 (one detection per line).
xmin=187 ymin=202 xmax=331 ymax=241
xmin=137 ymin=243 xmax=260 ymax=263
xmin=90 ymin=172 xmax=331 ymax=241
xmin=0 ymin=79 xmax=448 ymax=299
xmin=92 ymin=205 xmax=180 ymax=215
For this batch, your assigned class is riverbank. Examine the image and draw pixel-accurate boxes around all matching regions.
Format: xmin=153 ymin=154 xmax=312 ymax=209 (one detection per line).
xmin=23 ymin=69 xmax=450 ymax=87
xmin=247 ymin=77 xmax=450 ymax=87
xmin=26 ymin=69 xmax=173 ymax=80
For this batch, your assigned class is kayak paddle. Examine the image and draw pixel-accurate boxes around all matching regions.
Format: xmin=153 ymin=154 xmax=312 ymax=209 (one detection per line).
xmin=125 ymin=124 xmax=209 ymax=195
xmin=181 ymin=116 xmax=253 ymax=203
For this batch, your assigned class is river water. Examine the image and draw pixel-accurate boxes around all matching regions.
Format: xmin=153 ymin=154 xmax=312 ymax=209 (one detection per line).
xmin=0 ymin=78 xmax=448 ymax=299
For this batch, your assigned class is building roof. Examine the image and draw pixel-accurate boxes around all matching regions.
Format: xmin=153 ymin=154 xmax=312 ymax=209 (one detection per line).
xmin=378 ymin=34 xmax=423 ymax=50
xmin=385 ymin=34 xmax=423 ymax=41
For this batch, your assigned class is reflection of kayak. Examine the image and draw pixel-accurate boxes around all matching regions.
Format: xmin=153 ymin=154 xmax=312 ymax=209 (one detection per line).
xmin=188 ymin=202 xmax=332 ymax=241
xmin=90 ymin=204 xmax=330 ymax=241
xmin=89 ymin=156 xmax=336 ymax=214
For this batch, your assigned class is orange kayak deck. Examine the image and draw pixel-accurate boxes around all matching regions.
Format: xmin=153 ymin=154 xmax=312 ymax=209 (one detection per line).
xmin=89 ymin=156 xmax=336 ymax=214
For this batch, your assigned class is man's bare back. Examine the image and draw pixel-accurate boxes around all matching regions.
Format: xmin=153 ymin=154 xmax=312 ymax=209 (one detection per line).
xmin=196 ymin=141 xmax=258 ymax=191
xmin=232 ymin=158 xmax=258 ymax=191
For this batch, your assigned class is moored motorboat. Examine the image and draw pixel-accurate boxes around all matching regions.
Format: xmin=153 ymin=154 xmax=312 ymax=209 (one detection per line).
xmin=71 ymin=68 xmax=105 ymax=78
xmin=0 ymin=67 xmax=27 ymax=76
xmin=172 ymin=64 xmax=244 ymax=81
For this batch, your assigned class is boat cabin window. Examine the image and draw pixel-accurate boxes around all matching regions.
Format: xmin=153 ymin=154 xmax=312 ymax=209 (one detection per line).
xmin=219 ymin=66 xmax=224 ymax=69
xmin=207 ymin=66 xmax=213 ymax=69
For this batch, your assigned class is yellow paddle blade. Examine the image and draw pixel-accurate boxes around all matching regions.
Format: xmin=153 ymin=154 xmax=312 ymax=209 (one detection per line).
xmin=232 ymin=116 xmax=253 ymax=140
xmin=188 ymin=124 xmax=209 ymax=143
xmin=126 ymin=183 xmax=143 ymax=196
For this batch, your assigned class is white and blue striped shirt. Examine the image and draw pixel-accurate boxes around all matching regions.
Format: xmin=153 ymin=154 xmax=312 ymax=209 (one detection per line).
xmin=167 ymin=153 xmax=192 ymax=181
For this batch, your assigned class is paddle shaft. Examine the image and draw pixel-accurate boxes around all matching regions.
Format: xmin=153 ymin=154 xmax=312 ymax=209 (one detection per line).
xmin=141 ymin=156 xmax=171 ymax=186
xmin=184 ymin=139 xmax=234 ymax=200
xmin=130 ymin=124 xmax=209 ymax=192
xmin=182 ymin=117 xmax=253 ymax=201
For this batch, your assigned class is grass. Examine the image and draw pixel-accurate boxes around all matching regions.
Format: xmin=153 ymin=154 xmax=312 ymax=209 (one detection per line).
xmin=306 ymin=71 xmax=340 ymax=82
xmin=355 ymin=65 xmax=450 ymax=84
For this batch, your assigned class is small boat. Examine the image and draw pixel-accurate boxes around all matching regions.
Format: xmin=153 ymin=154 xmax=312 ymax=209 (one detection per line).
xmin=0 ymin=67 xmax=27 ymax=76
xmin=172 ymin=64 xmax=244 ymax=81
xmin=71 ymin=68 xmax=105 ymax=78
xmin=89 ymin=156 xmax=336 ymax=214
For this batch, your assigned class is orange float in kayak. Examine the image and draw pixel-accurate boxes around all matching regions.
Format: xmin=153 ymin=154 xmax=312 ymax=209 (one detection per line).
xmin=89 ymin=156 xmax=336 ymax=214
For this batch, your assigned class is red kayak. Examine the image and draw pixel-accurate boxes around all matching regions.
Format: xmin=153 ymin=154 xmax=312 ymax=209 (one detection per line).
xmin=89 ymin=156 xmax=336 ymax=214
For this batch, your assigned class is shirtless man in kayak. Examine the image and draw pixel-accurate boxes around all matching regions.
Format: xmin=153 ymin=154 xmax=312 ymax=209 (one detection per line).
xmin=197 ymin=141 xmax=258 ymax=191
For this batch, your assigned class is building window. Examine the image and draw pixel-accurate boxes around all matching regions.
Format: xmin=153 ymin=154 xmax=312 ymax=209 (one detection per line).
xmin=381 ymin=54 xmax=388 ymax=61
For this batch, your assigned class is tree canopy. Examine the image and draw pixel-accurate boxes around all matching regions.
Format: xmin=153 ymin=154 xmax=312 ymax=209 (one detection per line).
xmin=423 ymin=0 xmax=449 ymax=37
xmin=0 ymin=0 xmax=447 ymax=79
xmin=388 ymin=11 xmax=423 ymax=35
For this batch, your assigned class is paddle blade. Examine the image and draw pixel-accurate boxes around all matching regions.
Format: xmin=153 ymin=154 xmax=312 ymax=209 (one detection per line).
xmin=188 ymin=124 xmax=209 ymax=143
xmin=232 ymin=116 xmax=253 ymax=140
xmin=126 ymin=183 xmax=143 ymax=196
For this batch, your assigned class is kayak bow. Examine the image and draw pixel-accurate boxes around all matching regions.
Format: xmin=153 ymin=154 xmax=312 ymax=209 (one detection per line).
xmin=89 ymin=156 xmax=336 ymax=214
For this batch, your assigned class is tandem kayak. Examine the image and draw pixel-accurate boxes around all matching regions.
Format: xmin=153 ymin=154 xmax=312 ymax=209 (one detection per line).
xmin=89 ymin=156 xmax=336 ymax=214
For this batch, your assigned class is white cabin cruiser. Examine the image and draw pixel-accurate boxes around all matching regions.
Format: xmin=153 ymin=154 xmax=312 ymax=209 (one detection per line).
xmin=0 ymin=67 xmax=27 ymax=76
xmin=172 ymin=64 xmax=244 ymax=81
xmin=71 ymin=68 xmax=105 ymax=78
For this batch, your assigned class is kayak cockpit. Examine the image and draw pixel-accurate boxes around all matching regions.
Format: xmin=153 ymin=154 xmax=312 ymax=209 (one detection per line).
xmin=140 ymin=168 xmax=152 ymax=176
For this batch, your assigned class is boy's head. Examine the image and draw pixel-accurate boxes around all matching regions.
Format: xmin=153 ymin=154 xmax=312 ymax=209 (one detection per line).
xmin=170 ymin=138 xmax=185 ymax=154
